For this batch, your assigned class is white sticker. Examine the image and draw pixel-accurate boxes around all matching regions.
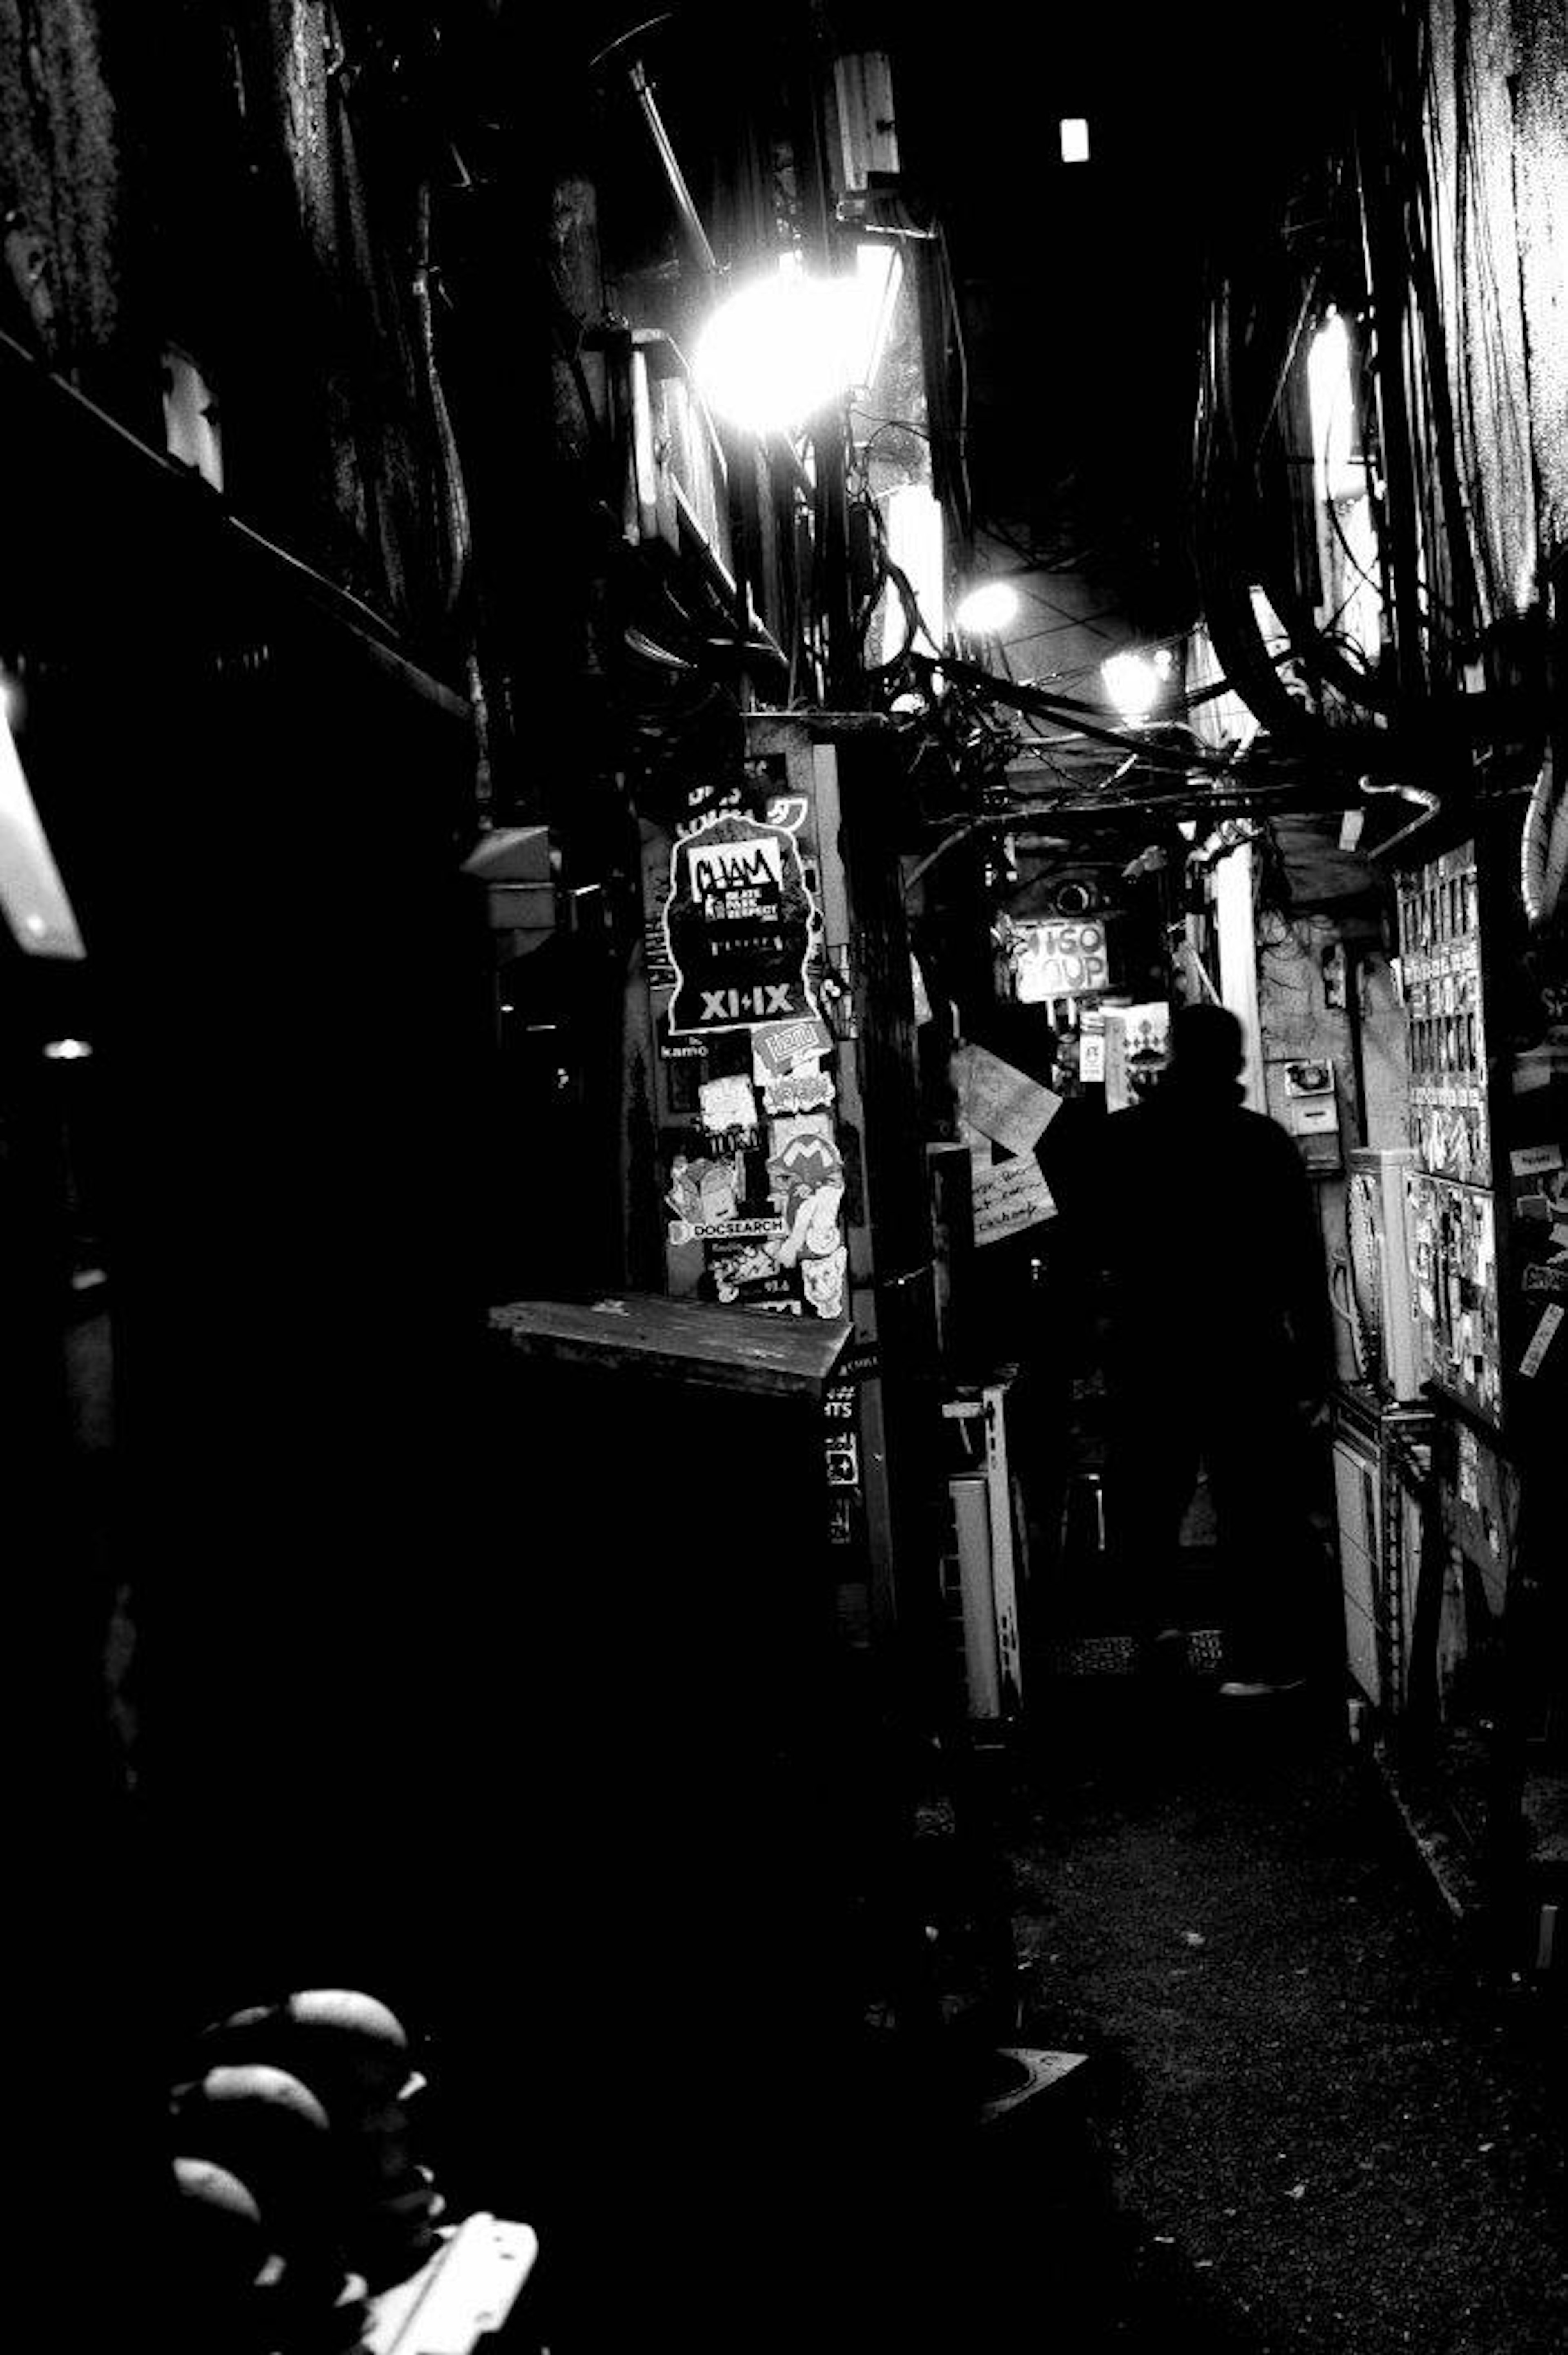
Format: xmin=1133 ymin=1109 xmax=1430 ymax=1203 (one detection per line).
xmin=762 ymin=1070 xmax=835 ymax=1116
xmin=1519 ymin=1301 xmax=1564 ymax=1378
xmin=1511 ymin=1142 xmax=1564 ymax=1176
xmin=801 ymin=1240 xmax=848 ymax=1319
xmin=1080 ymin=1033 xmax=1107 ymax=1084
xmin=752 ymin=1016 xmax=833 ymax=1081
xmin=698 ymin=1073 xmax=759 ymax=1135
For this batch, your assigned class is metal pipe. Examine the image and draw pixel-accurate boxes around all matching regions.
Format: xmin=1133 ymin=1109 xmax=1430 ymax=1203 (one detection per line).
xmin=627 ymin=61 xmax=719 ymax=277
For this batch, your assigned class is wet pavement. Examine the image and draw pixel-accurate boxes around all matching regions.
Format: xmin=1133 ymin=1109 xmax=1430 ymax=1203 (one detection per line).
xmin=996 ymin=1676 xmax=1568 ymax=2353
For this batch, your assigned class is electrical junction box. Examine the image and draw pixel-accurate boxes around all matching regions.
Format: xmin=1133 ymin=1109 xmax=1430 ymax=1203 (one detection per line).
xmin=461 ymin=825 xmax=555 ymax=958
xmin=1282 ymin=1055 xmax=1342 ymax=1172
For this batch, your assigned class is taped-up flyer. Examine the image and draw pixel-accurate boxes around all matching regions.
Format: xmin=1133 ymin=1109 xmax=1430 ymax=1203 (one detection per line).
xmin=1103 ymin=1002 xmax=1169 ymax=1113
xmin=950 ymin=1041 xmax=1062 ymax=1157
xmin=662 ymin=812 xmax=821 ymax=1037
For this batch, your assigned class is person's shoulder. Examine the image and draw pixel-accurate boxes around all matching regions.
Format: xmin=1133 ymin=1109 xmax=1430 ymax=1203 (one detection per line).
xmin=1234 ymin=1104 xmax=1285 ymax=1136
xmin=1236 ymin=1104 xmax=1309 ymax=1172
xmin=1100 ymin=1100 xmax=1155 ymax=1150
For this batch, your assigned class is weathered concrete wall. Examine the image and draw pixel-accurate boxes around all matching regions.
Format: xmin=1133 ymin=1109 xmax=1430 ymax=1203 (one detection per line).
xmin=1357 ymin=948 xmax=1411 ymax=1151
xmin=0 ymin=2 xmax=478 ymax=670
xmin=0 ymin=2 xmax=147 ymax=418
xmin=1424 ymin=0 xmax=1568 ymax=613
xmin=1509 ymin=0 xmax=1568 ymax=567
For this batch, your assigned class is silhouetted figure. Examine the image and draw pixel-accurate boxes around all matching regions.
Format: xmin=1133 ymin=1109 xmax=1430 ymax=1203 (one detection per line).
xmin=1095 ymin=1002 xmax=1333 ymax=1694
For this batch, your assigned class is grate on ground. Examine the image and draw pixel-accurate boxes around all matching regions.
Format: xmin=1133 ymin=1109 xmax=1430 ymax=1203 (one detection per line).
xmin=1045 ymin=1628 xmax=1224 ymax=1678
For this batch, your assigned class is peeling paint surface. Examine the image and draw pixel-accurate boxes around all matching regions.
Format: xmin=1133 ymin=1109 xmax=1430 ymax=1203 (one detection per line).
xmin=0 ymin=0 xmax=125 ymax=379
xmin=1508 ymin=0 xmax=1568 ymax=562
xmin=0 ymin=1 xmax=478 ymax=672
xmin=1424 ymin=0 xmax=1568 ymax=613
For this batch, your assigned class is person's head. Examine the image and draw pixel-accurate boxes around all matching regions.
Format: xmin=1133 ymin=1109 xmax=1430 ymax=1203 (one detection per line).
xmin=1167 ymin=1001 xmax=1245 ymax=1096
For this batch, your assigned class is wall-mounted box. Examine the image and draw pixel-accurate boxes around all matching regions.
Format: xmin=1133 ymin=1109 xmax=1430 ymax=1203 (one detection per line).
xmin=1346 ymin=1146 xmax=1421 ymax=1401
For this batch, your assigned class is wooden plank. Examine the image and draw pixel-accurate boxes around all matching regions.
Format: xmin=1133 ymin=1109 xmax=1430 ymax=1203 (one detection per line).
xmin=489 ymin=1292 xmax=850 ymax=1398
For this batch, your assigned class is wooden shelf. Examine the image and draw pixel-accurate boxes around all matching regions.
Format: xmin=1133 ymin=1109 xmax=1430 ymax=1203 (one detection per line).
xmin=488 ymin=1292 xmax=851 ymax=1401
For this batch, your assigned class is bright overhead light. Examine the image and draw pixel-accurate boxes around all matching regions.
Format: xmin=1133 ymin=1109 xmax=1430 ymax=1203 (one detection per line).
xmin=1307 ymin=311 xmax=1364 ymax=501
xmin=0 ymin=676 xmax=85 ymax=960
xmin=693 ymin=245 xmax=902 ymax=437
xmin=1102 ymin=651 xmax=1164 ymax=725
xmin=1060 ymin=118 xmax=1090 ymax=164
xmin=954 ymin=581 xmax=1019 ymax=638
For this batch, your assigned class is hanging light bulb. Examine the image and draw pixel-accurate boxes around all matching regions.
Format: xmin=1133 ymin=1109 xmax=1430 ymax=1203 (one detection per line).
xmin=693 ymin=245 xmax=901 ymax=436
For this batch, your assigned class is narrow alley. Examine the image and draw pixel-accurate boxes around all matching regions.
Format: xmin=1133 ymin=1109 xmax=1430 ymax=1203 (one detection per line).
xmin=3 ymin=4 xmax=1564 ymax=2352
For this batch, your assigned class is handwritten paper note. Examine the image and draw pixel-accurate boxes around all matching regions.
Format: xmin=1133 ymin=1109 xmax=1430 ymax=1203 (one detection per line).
xmin=973 ymin=1155 xmax=1057 ymax=1247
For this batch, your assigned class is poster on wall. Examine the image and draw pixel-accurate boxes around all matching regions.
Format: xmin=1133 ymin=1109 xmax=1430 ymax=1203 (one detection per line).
xmin=1397 ymin=842 xmax=1492 ymax=1186
xmin=662 ymin=810 xmax=822 ymax=1036
xmin=767 ymin=1122 xmax=848 ymax=1318
xmin=1408 ymin=1170 xmax=1502 ymax=1425
xmin=1102 ymin=1002 xmax=1170 ymax=1112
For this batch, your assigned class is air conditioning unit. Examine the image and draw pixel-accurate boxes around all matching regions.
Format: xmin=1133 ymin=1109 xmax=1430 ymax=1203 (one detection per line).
xmin=1333 ymin=1424 xmax=1383 ymax=1707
